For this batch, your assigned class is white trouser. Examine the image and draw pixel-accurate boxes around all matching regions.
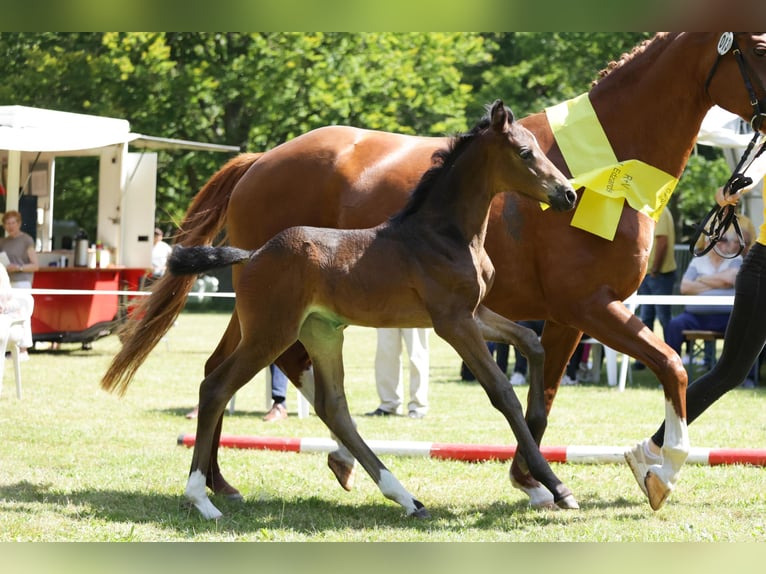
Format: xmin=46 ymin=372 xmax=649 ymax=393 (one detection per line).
xmin=374 ymin=328 xmax=429 ymax=415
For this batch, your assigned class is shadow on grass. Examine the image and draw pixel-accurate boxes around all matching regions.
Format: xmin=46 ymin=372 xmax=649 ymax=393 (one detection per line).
xmin=0 ymin=479 xmax=649 ymax=536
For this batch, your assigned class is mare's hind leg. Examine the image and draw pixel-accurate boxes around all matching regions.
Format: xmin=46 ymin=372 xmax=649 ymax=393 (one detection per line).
xmin=299 ymin=315 xmax=427 ymax=517
xmin=433 ymin=307 xmax=576 ymax=509
xmin=185 ymin=343 xmax=269 ymax=519
xmin=202 ymin=309 xmax=245 ymax=500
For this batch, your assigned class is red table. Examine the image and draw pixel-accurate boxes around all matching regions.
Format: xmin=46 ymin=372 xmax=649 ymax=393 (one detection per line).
xmin=31 ymin=267 xmax=148 ymax=344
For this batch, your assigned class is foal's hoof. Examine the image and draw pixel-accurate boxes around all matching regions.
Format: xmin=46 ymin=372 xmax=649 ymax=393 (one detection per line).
xmin=511 ymin=477 xmax=555 ymax=508
xmin=555 ymin=494 xmax=580 ymax=510
xmin=327 ymin=452 xmax=356 ymax=491
xmin=408 ymin=500 xmax=430 ymax=519
xmin=645 ymin=471 xmax=672 ymax=511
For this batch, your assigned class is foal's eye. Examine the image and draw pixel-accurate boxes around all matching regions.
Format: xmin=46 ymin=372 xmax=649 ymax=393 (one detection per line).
xmin=519 ymin=148 xmax=533 ymax=160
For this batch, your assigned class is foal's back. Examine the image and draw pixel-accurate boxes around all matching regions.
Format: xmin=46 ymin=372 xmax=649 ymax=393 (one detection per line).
xmin=237 ymin=223 xmax=438 ymax=330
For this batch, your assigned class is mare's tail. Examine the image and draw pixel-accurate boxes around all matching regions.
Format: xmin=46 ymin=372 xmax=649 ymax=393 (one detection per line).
xmin=100 ymin=153 xmax=262 ymax=396
xmin=167 ymin=246 xmax=252 ymax=275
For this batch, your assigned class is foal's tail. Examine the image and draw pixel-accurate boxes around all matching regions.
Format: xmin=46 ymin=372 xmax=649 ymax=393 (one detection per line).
xmin=100 ymin=153 xmax=262 ymax=396
xmin=167 ymin=246 xmax=252 ymax=275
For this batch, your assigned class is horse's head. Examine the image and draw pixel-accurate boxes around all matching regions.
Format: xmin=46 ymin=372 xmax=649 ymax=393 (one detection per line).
xmin=487 ymin=99 xmax=577 ymax=212
xmin=705 ymin=33 xmax=766 ymax=134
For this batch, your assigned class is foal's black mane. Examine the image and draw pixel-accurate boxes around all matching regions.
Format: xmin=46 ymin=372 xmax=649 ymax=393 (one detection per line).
xmin=390 ymin=112 xmax=493 ymax=224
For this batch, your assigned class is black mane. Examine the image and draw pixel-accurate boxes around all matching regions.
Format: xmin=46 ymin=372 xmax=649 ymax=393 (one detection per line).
xmin=591 ymin=33 xmax=672 ymax=87
xmin=390 ymin=113 xmax=492 ymax=224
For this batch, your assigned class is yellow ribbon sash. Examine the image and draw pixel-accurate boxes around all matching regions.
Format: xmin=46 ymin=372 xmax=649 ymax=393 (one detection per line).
xmin=545 ymin=93 xmax=678 ymax=240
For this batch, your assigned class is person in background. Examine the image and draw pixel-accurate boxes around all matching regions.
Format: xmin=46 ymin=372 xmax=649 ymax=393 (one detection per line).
xmin=150 ymin=227 xmax=173 ymax=283
xmin=633 ymin=207 xmax=677 ymax=370
xmin=185 ymin=363 xmax=291 ymax=421
xmin=461 ymin=342 xmax=509 ymax=381
xmin=366 ymin=327 xmax=429 ymax=418
xmin=263 ymin=364 xmax=290 ymax=422
xmin=0 ymin=210 xmax=38 ymax=359
xmin=509 ymin=320 xmax=545 ymax=386
xmin=663 ymin=228 xmax=742 ymax=372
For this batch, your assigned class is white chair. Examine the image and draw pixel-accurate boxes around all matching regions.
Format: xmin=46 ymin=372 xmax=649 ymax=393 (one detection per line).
xmin=583 ymin=338 xmax=630 ymax=391
xmin=0 ymin=292 xmax=34 ymax=399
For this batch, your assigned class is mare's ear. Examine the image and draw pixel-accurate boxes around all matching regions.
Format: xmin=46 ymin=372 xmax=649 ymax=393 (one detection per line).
xmin=490 ymin=99 xmax=514 ymax=131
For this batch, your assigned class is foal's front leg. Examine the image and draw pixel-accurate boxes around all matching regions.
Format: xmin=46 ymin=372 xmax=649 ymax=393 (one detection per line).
xmin=435 ymin=307 xmax=577 ymax=509
xmin=475 ymin=305 xmax=558 ymax=507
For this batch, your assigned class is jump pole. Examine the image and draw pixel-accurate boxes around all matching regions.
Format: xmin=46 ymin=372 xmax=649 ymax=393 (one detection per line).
xmin=177 ymin=433 xmax=766 ymax=466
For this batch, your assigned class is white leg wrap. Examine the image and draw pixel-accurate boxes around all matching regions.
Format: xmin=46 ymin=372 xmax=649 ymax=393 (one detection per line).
xmin=655 ymin=399 xmax=689 ymax=489
xmin=185 ymin=470 xmax=223 ymax=520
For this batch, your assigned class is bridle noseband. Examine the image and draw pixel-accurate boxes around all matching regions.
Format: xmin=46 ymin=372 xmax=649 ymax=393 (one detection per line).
xmin=693 ymin=33 xmax=766 ymax=258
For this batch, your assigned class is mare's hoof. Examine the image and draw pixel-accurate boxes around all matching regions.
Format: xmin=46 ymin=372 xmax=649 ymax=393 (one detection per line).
xmin=555 ymin=494 xmax=580 ymax=510
xmin=645 ymin=471 xmax=671 ymax=511
xmin=211 ymin=479 xmax=244 ymax=501
xmin=327 ymin=452 xmax=356 ymax=491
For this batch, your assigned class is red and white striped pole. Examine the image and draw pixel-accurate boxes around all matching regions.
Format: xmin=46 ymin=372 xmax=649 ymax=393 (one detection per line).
xmin=177 ymin=434 xmax=766 ymax=466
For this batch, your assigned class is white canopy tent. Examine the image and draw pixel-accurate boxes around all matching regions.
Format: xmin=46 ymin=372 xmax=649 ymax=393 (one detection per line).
xmin=0 ymin=105 xmax=238 ymax=267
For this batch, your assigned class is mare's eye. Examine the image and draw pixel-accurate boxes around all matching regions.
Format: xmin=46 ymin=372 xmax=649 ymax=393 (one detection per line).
xmin=519 ymin=148 xmax=533 ymax=160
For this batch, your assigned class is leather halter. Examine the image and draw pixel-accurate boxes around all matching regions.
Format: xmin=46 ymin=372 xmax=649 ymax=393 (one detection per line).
xmin=693 ymin=33 xmax=766 ymax=258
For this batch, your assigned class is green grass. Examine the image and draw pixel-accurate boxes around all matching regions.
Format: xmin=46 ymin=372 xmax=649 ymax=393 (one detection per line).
xmin=1 ymin=311 xmax=765 ymax=541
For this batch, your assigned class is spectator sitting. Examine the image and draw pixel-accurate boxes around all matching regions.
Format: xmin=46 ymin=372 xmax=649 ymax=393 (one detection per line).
xmin=664 ymin=229 xmax=744 ymax=374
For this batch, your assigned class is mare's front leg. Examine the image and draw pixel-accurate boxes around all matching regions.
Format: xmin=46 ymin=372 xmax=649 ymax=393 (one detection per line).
xmin=434 ymin=308 xmax=577 ymax=509
xmin=565 ymin=295 xmax=689 ymax=510
xmin=185 ymin=345 xmax=264 ymax=519
xmin=299 ymin=315 xmax=428 ymax=517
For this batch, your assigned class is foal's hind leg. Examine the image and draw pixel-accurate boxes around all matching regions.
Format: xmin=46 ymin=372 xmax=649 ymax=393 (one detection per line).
xmin=299 ymin=315 xmax=427 ymax=517
xmin=275 ymin=344 xmax=358 ymax=491
xmin=185 ymin=344 xmax=267 ymax=519
xmin=434 ymin=308 xmax=577 ymax=509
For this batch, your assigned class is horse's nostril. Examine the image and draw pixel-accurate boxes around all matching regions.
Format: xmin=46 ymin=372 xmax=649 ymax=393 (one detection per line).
xmin=566 ymin=189 xmax=577 ymax=204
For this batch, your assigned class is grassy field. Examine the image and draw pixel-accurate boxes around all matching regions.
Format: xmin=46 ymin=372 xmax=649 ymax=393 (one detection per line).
xmin=1 ymin=310 xmax=765 ymax=542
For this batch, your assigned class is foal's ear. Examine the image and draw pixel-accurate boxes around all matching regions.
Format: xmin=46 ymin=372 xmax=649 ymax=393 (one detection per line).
xmin=490 ymin=99 xmax=514 ymax=131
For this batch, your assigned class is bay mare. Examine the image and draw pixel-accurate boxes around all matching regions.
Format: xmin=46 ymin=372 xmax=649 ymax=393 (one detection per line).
xmin=103 ymin=33 xmax=766 ymax=511
xmin=167 ymin=101 xmax=576 ymax=519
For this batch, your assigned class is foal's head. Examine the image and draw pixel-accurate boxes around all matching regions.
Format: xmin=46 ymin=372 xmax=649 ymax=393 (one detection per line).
xmin=482 ymin=99 xmax=577 ymax=212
